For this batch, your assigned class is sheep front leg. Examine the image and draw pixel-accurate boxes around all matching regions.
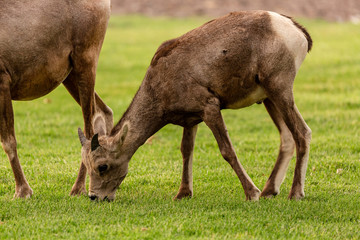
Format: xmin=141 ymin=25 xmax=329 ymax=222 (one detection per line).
xmin=66 ymin=49 xmax=99 ymax=196
xmin=174 ymin=125 xmax=198 ymax=200
xmin=63 ymin=78 xmax=114 ymax=136
xmin=202 ymin=101 xmax=261 ymax=201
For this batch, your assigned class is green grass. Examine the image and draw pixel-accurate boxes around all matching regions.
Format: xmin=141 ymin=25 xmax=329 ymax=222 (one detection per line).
xmin=1 ymin=15 xmax=360 ymax=239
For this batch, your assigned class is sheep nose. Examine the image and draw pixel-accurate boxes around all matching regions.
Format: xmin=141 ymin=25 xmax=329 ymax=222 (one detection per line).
xmin=89 ymin=195 xmax=98 ymax=201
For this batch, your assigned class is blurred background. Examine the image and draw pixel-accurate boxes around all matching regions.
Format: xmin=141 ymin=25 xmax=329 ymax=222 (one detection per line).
xmin=111 ymin=0 xmax=360 ymax=22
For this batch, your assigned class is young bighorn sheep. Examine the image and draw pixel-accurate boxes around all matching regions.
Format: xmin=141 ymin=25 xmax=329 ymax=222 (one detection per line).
xmin=0 ymin=0 xmax=113 ymax=198
xmin=78 ymin=11 xmax=312 ymax=201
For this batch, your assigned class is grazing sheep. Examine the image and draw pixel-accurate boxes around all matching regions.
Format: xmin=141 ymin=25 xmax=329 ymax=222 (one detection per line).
xmin=78 ymin=11 xmax=312 ymax=201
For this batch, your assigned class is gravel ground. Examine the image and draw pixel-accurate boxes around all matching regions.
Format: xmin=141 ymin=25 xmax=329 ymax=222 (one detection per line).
xmin=111 ymin=0 xmax=360 ymax=22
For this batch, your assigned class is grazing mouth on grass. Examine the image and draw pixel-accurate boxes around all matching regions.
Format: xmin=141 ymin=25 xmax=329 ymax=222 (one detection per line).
xmin=89 ymin=195 xmax=114 ymax=202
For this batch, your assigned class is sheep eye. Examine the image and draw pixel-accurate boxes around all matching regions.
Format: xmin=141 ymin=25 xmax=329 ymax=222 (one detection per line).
xmin=98 ymin=164 xmax=108 ymax=173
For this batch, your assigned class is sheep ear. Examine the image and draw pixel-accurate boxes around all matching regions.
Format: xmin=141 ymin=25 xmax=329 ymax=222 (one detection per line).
xmin=93 ymin=114 xmax=106 ymax=136
xmin=78 ymin=128 xmax=87 ymax=147
xmin=91 ymin=134 xmax=100 ymax=151
xmin=114 ymin=123 xmax=129 ymax=147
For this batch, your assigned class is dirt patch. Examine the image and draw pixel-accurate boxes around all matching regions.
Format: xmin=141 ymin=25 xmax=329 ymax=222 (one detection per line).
xmin=111 ymin=0 xmax=360 ymax=22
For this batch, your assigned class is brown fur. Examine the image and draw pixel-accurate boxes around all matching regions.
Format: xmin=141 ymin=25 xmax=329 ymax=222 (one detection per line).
xmin=79 ymin=11 xmax=312 ymax=201
xmin=150 ymin=38 xmax=180 ymax=67
xmin=0 ymin=0 xmax=113 ymax=198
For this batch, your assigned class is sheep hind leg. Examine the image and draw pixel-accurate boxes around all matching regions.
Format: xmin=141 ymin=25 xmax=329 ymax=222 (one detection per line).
xmin=0 ymin=72 xmax=32 ymax=198
xmin=260 ymin=98 xmax=295 ymax=198
xmin=264 ymin=74 xmax=311 ymax=200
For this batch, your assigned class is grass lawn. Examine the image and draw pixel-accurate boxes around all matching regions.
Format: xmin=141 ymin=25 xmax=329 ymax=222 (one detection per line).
xmin=1 ymin=15 xmax=360 ymax=239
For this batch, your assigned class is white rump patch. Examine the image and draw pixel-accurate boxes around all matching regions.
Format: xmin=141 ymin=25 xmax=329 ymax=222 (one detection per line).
xmin=99 ymin=0 xmax=111 ymax=8
xmin=268 ymin=11 xmax=308 ymax=72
